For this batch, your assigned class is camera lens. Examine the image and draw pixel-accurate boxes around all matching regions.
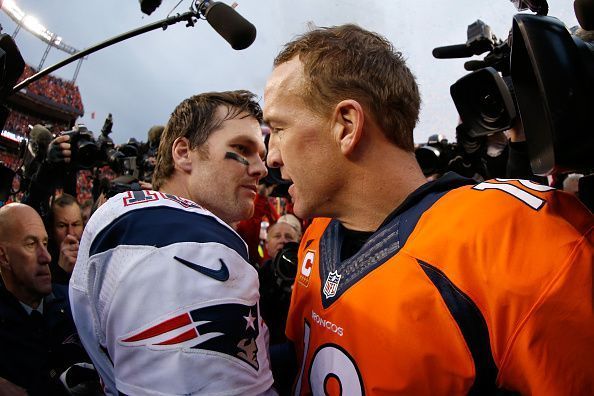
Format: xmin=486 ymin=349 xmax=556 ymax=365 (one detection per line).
xmin=415 ymin=145 xmax=443 ymax=176
xmin=273 ymin=242 xmax=299 ymax=283
xmin=478 ymin=92 xmax=504 ymax=122
xmin=76 ymin=140 xmax=99 ymax=169
xmin=450 ymin=67 xmax=516 ymax=137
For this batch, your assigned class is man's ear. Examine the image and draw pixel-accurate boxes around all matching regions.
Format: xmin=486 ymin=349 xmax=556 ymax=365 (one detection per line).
xmin=331 ymin=100 xmax=364 ymax=156
xmin=171 ymin=137 xmax=193 ymax=172
xmin=0 ymin=245 xmax=11 ymax=272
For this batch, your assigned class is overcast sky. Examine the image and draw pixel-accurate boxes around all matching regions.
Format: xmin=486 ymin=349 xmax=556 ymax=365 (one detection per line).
xmin=0 ymin=0 xmax=578 ymax=144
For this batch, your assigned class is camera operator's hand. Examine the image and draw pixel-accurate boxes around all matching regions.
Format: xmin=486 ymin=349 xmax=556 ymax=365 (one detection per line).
xmin=0 ymin=377 xmax=27 ymax=395
xmin=47 ymin=135 xmax=72 ymax=164
xmin=138 ymin=180 xmax=153 ymax=190
xmin=506 ymin=118 xmax=526 ymax=143
xmin=58 ymin=234 xmax=79 ymax=274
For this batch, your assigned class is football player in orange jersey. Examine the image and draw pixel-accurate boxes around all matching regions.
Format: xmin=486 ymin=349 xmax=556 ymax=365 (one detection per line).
xmin=263 ymin=24 xmax=594 ymax=395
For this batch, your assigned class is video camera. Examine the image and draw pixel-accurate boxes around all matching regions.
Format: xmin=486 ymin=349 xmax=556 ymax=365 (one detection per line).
xmin=433 ymin=0 xmax=594 ymax=175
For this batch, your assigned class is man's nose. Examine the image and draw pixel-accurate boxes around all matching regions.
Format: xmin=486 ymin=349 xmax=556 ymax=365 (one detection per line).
xmin=266 ymin=134 xmax=283 ymax=169
xmin=249 ymin=157 xmax=268 ymax=180
xmin=38 ymin=245 xmax=51 ymax=265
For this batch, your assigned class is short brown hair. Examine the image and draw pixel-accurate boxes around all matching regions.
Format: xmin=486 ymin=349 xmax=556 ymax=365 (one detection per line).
xmin=152 ymin=90 xmax=263 ymax=190
xmin=274 ymin=24 xmax=420 ymax=151
xmin=52 ymin=193 xmax=79 ymax=210
xmin=50 ymin=193 xmax=81 ymax=227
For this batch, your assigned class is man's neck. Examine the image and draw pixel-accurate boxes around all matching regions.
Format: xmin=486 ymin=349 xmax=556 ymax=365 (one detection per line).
xmin=12 ymin=289 xmax=44 ymax=310
xmin=335 ymin=153 xmax=427 ymax=232
xmin=158 ymin=179 xmax=190 ymax=201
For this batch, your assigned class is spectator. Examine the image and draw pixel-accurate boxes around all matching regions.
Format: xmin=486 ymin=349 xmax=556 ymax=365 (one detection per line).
xmin=236 ymin=182 xmax=280 ymax=267
xmin=258 ymin=214 xmax=301 ymax=393
xmin=48 ymin=194 xmax=83 ymax=285
xmin=264 ymin=23 xmax=594 ymax=394
xmin=259 ymin=216 xmax=302 ymax=345
xmin=264 ymin=216 xmax=301 ymax=260
xmin=80 ymin=199 xmax=93 ymax=226
xmin=70 ymin=90 xmax=275 ymax=395
xmin=0 ymin=203 xmax=95 ymax=395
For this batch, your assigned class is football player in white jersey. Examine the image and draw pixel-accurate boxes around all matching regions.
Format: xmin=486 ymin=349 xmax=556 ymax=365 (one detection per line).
xmin=70 ymin=91 xmax=276 ymax=395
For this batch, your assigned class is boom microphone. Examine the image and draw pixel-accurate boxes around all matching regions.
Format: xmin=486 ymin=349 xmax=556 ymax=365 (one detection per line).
xmin=574 ymin=0 xmax=594 ymax=30
xmin=432 ymin=44 xmax=475 ymax=59
xmin=203 ymin=2 xmax=256 ymax=50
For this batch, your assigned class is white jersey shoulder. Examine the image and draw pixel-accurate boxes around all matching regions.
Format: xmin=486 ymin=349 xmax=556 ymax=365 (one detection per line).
xmin=70 ymin=190 xmax=274 ymax=395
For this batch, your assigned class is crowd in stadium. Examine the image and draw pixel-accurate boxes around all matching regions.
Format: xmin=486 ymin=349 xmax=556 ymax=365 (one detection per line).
xmin=18 ymin=64 xmax=83 ymax=113
xmin=3 ymin=109 xmax=70 ymax=135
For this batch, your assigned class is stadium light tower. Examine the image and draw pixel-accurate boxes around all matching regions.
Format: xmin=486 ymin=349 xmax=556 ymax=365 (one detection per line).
xmin=1 ymin=0 xmax=83 ymax=80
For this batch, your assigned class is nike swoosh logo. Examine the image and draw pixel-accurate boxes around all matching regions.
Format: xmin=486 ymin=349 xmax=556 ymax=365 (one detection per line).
xmin=173 ymin=256 xmax=230 ymax=282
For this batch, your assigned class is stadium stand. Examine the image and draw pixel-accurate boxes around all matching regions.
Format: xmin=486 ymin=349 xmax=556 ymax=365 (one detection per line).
xmin=0 ymin=60 xmax=87 ymax=203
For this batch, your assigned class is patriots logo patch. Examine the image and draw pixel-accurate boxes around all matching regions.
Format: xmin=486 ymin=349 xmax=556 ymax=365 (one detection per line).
xmin=120 ymin=303 xmax=260 ymax=370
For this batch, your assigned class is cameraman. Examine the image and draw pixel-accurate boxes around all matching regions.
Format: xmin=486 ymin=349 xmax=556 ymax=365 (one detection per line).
xmin=258 ymin=217 xmax=301 ymax=395
xmin=22 ymin=132 xmax=76 ymax=218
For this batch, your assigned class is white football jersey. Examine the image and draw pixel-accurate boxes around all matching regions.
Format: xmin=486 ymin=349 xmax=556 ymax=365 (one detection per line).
xmin=70 ymin=190 xmax=275 ymax=395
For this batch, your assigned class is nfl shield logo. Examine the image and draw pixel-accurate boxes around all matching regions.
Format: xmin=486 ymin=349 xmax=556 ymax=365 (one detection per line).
xmin=323 ymin=271 xmax=342 ymax=298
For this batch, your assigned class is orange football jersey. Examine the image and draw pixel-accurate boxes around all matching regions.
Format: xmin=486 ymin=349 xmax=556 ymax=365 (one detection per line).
xmin=286 ymin=176 xmax=594 ymax=395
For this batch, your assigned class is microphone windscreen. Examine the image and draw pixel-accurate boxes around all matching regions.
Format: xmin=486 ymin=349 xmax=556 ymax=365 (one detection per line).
xmin=432 ymin=44 xmax=474 ymax=59
xmin=204 ymin=2 xmax=256 ymax=50
xmin=147 ymin=125 xmax=164 ymax=145
xmin=29 ymin=124 xmax=53 ymax=156
xmin=574 ymin=0 xmax=594 ymax=30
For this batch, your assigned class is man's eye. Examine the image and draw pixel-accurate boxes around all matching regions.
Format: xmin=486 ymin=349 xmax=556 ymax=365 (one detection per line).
xmin=233 ymin=145 xmax=248 ymax=154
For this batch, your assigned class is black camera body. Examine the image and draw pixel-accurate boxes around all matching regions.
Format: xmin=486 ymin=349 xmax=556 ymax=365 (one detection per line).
xmin=106 ymin=138 xmax=143 ymax=178
xmin=60 ymin=125 xmax=144 ymax=178
xmin=61 ymin=127 xmax=99 ymax=170
xmin=415 ymin=133 xmax=488 ymax=179
xmin=434 ymin=0 xmax=594 ymax=175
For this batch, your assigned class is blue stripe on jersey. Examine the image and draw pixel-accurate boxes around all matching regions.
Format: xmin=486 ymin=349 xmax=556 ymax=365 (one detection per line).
xmin=417 ymin=259 xmax=500 ymax=395
xmin=89 ymin=206 xmax=248 ymax=261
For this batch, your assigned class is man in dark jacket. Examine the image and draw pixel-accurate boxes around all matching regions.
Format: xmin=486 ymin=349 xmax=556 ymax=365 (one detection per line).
xmin=47 ymin=194 xmax=84 ymax=285
xmin=0 ymin=203 xmax=92 ymax=395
